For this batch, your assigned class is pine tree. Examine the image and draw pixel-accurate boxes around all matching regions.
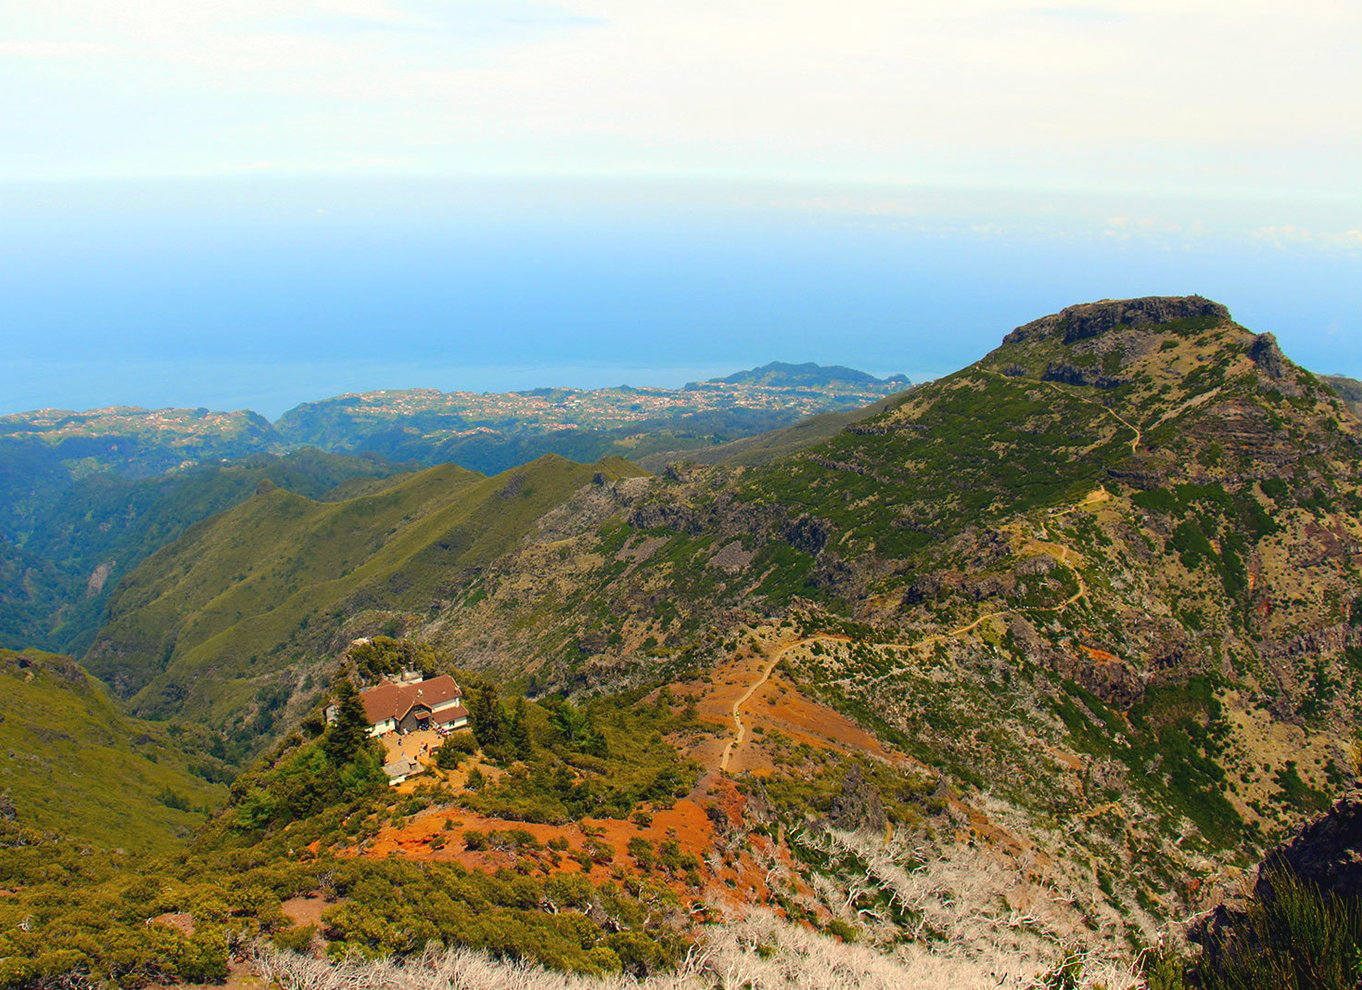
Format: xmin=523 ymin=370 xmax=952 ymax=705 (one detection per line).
xmin=508 ymin=698 xmax=533 ymax=761
xmin=550 ymin=701 xmax=607 ymax=757
xmin=470 ymin=684 xmax=504 ymax=750
xmin=324 ymin=676 xmax=370 ymax=767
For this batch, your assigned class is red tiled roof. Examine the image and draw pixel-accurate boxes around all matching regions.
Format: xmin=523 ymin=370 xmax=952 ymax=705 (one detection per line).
xmin=359 ymin=675 xmax=463 ymax=725
xmin=431 ymin=704 xmax=469 ymax=725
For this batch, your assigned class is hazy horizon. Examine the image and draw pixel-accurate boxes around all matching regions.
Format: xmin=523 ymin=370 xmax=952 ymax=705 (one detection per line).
xmin=4 ymin=176 xmax=1359 ymax=419
xmin=1 ymin=356 xmax=927 ymax=422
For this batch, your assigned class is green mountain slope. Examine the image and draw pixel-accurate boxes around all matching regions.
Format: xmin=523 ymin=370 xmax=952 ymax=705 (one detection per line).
xmin=84 ymin=455 xmax=647 ymax=743
xmin=636 ymin=391 xmax=909 ymax=470
xmin=718 ymin=297 xmax=1362 ymax=834
xmin=349 ymin=296 xmax=1360 ymax=924
xmin=0 ymin=648 xmax=226 ymax=852
xmin=0 ymin=449 xmax=404 ymax=656
xmin=69 ymin=296 xmax=1362 ymax=945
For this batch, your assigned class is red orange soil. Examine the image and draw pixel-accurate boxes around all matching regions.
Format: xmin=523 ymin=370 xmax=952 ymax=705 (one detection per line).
xmin=345 ymin=769 xmax=813 ymax=909
xmin=338 ymin=626 xmax=915 ymax=910
xmin=350 ymin=797 xmax=714 ymax=884
xmin=280 ymin=894 xmax=329 ymax=927
xmin=671 ymin=634 xmax=898 ymax=776
xmin=1078 ymin=644 xmax=1120 ymax=663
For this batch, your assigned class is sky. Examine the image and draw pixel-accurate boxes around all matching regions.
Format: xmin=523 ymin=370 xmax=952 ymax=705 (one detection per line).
xmin=2 ymin=0 xmax=1359 ymax=416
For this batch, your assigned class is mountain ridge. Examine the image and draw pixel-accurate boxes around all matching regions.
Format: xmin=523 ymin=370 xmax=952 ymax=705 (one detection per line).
xmin=6 ymin=295 xmax=1361 ymax=986
xmin=83 ymin=454 xmax=649 ymax=745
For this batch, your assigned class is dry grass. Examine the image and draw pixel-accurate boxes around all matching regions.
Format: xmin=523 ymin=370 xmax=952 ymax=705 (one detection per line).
xmin=796 ymin=826 xmax=1143 ymax=986
xmin=252 ymin=909 xmax=1143 ymax=990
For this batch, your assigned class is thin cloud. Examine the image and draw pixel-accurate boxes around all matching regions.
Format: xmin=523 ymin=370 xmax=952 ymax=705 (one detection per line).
xmin=0 ymin=40 xmax=116 ymax=57
xmin=0 ymin=0 xmax=1357 ymax=201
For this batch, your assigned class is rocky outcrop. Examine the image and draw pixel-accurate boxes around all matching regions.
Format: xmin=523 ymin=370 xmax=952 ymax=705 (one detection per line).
xmin=1249 ymin=333 xmax=1288 ymax=381
xmin=1041 ymin=363 xmax=1128 ymax=389
xmin=1257 ymin=791 xmax=1362 ymax=903
xmin=1003 ymin=295 xmax=1231 ymax=346
xmin=1050 ymin=649 xmax=1145 ymax=708
xmin=1260 ymin=620 xmax=1362 ymax=665
xmin=1188 ymin=791 xmax=1362 ymax=961
xmin=828 ymin=767 xmax=887 ymax=832
xmin=780 ymin=515 xmax=829 ymax=556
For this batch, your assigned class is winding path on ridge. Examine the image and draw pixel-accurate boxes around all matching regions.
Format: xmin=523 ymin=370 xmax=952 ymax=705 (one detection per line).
xmin=983 ymin=368 xmax=1143 ymax=457
xmin=717 ymin=374 xmax=1145 ymax=773
xmin=717 ymin=653 xmax=783 ymax=772
xmin=1037 ymin=378 xmax=1143 ymax=457
xmin=717 ymin=510 xmax=1097 ymax=770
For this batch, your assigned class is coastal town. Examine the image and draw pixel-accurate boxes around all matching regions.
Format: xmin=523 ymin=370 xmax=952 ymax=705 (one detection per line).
xmin=275 ymin=371 xmax=913 ymax=445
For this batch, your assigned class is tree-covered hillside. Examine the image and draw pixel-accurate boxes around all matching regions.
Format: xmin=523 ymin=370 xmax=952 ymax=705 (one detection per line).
xmin=0 ymin=648 xmax=226 ymax=852
xmin=0 ymin=449 xmax=404 ymax=656
xmin=84 ymin=455 xmax=648 ymax=747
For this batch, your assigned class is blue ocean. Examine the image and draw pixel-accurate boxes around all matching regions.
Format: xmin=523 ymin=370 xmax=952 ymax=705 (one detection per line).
xmin=3 ymin=177 xmax=1358 ymax=418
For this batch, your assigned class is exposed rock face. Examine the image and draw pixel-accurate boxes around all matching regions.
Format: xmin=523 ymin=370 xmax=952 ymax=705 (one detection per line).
xmin=86 ymin=562 xmax=114 ymax=598
xmin=1257 ymin=790 xmax=1362 ymax=903
xmin=780 ymin=515 xmax=829 ymax=556
xmin=828 ymin=766 xmax=887 ymax=832
xmin=1189 ymin=791 xmax=1362 ymax=959
xmin=1050 ymin=650 xmax=1145 ymax=708
xmin=1249 ymin=332 xmax=1288 ymax=380
xmin=1041 ymin=363 xmax=1127 ymax=389
xmin=1003 ymin=295 xmax=1231 ymax=346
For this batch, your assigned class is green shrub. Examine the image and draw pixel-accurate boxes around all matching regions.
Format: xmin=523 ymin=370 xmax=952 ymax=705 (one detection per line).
xmin=824 ymin=918 xmax=858 ymax=942
xmin=435 ymin=743 xmax=463 ymax=771
xmin=442 ymin=731 xmax=478 ymax=754
xmin=272 ymin=924 xmax=316 ymax=952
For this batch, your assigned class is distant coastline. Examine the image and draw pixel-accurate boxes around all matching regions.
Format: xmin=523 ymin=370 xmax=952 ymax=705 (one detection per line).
xmin=3 ymin=358 xmax=935 ymax=421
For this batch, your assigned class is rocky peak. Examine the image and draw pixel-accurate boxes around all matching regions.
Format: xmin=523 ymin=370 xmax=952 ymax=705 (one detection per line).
xmin=1003 ymin=295 xmax=1231 ymax=346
